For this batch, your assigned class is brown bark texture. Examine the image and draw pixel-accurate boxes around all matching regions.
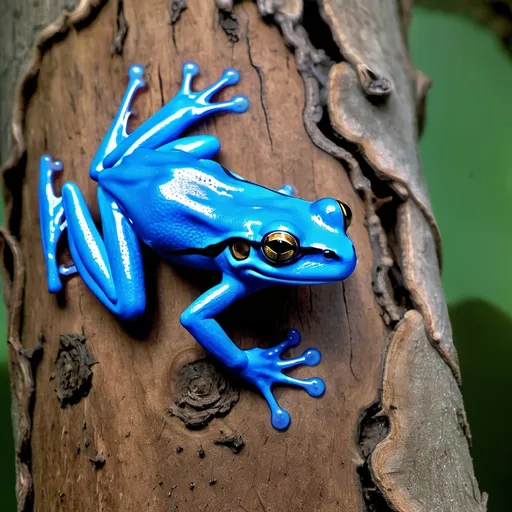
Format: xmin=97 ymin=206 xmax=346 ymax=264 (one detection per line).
xmin=0 ymin=0 xmax=486 ymax=511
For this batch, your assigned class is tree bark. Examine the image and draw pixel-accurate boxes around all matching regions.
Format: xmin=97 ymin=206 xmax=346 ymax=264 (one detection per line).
xmin=1 ymin=0 xmax=486 ymax=511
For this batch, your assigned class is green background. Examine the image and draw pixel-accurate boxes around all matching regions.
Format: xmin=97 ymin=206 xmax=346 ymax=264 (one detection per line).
xmin=1 ymin=7 xmax=511 ymax=510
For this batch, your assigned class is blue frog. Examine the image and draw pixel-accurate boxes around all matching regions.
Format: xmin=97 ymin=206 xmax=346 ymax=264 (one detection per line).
xmin=39 ymin=62 xmax=357 ymax=430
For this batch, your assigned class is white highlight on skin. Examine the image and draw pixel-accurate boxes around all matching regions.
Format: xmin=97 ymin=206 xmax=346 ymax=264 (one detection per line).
xmin=191 ymin=283 xmax=229 ymax=314
xmin=70 ymin=189 xmax=111 ymax=279
xmin=243 ymin=220 xmax=262 ymax=237
xmin=159 ymin=168 xmax=242 ymax=218
xmin=312 ymin=214 xmax=337 ymax=233
xmin=112 ymin=208 xmax=132 ymax=279
xmin=297 ymin=260 xmax=325 ymax=271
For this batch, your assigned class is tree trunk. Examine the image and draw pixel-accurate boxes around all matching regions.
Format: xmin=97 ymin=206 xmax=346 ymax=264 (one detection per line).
xmin=1 ymin=0 xmax=486 ymax=511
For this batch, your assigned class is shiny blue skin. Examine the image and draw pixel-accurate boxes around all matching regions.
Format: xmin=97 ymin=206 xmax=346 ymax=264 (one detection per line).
xmin=39 ymin=62 xmax=357 ymax=430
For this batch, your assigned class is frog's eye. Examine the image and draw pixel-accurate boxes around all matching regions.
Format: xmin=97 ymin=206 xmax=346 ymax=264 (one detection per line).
xmin=262 ymin=231 xmax=299 ymax=263
xmin=230 ymin=240 xmax=251 ymax=260
xmin=337 ymin=200 xmax=353 ymax=230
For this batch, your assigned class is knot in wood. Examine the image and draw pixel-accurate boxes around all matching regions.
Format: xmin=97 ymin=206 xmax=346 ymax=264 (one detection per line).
xmin=169 ymin=359 xmax=239 ymax=428
xmin=53 ymin=333 xmax=95 ymax=408
xmin=358 ymin=65 xmax=393 ymax=99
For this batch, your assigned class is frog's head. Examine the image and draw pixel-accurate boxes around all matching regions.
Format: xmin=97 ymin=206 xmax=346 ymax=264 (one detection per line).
xmin=227 ymin=198 xmax=357 ymax=285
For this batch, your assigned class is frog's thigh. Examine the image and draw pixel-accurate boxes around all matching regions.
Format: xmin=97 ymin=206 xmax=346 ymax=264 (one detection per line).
xmin=157 ymin=135 xmax=221 ymax=159
xmin=61 ymin=183 xmax=146 ymax=320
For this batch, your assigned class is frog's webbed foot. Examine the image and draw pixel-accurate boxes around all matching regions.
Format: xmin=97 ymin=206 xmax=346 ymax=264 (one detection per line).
xmin=102 ymin=61 xmax=250 ymax=168
xmin=240 ymin=329 xmax=325 ymax=430
xmin=177 ymin=61 xmax=249 ymax=115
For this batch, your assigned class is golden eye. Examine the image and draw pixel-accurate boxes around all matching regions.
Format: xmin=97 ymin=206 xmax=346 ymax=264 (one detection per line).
xmin=262 ymin=231 xmax=299 ymax=263
xmin=230 ymin=240 xmax=250 ymax=260
xmin=337 ymin=200 xmax=353 ymax=230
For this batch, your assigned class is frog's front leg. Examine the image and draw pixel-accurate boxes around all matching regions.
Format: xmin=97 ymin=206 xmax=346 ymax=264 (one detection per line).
xmin=102 ymin=61 xmax=249 ymax=168
xmin=180 ymin=275 xmax=325 ymax=430
xmin=40 ymin=156 xmax=146 ymax=320
xmin=90 ymin=64 xmax=146 ymax=180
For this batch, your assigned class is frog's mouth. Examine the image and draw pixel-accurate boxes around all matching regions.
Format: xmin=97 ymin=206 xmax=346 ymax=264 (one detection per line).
xmin=243 ymin=269 xmax=346 ymax=286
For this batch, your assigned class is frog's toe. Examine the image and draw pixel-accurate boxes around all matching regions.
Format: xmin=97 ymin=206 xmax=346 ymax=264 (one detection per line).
xmin=180 ymin=61 xmax=200 ymax=95
xmin=176 ymin=61 xmax=250 ymax=115
xmin=275 ymin=344 xmax=322 ymax=370
xmin=270 ymin=328 xmax=301 ymax=356
xmin=128 ymin=64 xmax=145 ymax=82
xmin=277 ymin=374 xmax=326 ymax=397
xmin=260 ymin=385 xmax=291 ymax=430
xmin=198 ymin=67 xmax=242 ymax=102
xmin=183 ymin=61 xmax=200 ymax=76
xmin=51 ymin=159 xmax=63 ymax=172
xmin=220 ymin=68 xmax=240 ymax=86
xmin=230 ymin=95 xmax=250 ymax=113
xmin=40 ymin=155 xmax=63 ymax=202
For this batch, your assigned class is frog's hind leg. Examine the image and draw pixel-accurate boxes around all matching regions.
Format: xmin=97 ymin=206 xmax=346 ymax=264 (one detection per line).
xmin=89 ymin=64 xmax=146 ymax=180
xmin=40 ymin=155 xmax=146 ymax=320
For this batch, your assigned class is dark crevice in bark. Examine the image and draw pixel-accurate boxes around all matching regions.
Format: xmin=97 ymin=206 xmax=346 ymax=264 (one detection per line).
xmin=302 ymin=0 xmax=342 ymax=64
xmin=157 ymin=64 xmax=165 ymax=107
xmin=358 ymin=403 xmax=393 ymax=512
xmin=272 ymin=11 xmax=405 ymax=329
xmin=169 ymin=0 xmax=186 ymax=50
xmin=245 ymin=21 xmax=273 ymax=149
xmin=341 ymin=284 xmax=361 ymax=382
xmin=218 ymin=9 xmax=240 ymax=43
xmin=169 ymin=0 xmax=187 ymax=24
xmin=317 ymin=107 xmax=404 ymax=327
xmin=110 ymin=0 xmax=129 ymax=55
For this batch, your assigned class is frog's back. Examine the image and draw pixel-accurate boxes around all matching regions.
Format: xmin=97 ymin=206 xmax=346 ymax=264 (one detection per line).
xmin=98 ymin=148 xmax=307 ymax=256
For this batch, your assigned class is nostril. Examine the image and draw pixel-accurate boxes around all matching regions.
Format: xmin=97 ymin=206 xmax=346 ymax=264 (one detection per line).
xmin=322 ymin=250 xmax=338 ymax=260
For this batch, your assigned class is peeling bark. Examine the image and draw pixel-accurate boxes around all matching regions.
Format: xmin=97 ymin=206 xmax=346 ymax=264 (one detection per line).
xmin=372 ymin=311 xmax=486 ymax=512
xmin=1 ymin=0 xmax=483 ymax=510
xmin=0 ymin=227 xmax=41 ymax=512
